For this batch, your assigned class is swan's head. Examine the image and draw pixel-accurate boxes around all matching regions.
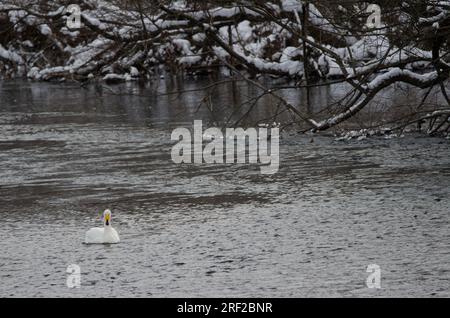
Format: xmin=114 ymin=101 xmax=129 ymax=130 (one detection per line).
xmin=103 ymin=209 xmax=112 ymax=226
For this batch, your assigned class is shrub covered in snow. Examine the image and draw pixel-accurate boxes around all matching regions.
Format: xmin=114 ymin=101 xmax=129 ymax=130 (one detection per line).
xmin=1 ymin=0 xmax=447 ymax=83
xmin=1 ymin=0 xmax=449 ymax=135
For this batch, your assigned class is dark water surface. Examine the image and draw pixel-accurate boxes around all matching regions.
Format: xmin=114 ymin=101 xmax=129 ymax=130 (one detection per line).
xmin=0 ymin=79 xmax=449 ymax=297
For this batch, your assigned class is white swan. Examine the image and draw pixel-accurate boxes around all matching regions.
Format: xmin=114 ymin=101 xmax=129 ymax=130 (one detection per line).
xmin=85 ymin=209 xmax=120 ymax=244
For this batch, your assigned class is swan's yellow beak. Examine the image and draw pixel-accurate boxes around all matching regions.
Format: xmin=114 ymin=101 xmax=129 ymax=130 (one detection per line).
xmin=105 ymin=214 xmax=110 ymax=223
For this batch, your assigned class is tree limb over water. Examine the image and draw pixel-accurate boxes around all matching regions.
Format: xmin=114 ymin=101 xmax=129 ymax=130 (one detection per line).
xmin=0 ymin=0 xmax=449 ymax=135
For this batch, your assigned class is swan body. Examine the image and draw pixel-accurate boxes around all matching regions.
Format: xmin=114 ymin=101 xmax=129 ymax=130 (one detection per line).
xmin=85 ymin=209 xmax=120 ymax=244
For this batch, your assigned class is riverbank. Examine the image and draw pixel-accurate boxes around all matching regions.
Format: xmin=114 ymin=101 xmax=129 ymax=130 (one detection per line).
xmin=0 ymin=1 xmax=437 ymax=82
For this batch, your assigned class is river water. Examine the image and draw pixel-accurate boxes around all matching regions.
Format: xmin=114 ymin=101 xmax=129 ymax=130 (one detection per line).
xmin=0 ymin=79 xmax=449 ymax=297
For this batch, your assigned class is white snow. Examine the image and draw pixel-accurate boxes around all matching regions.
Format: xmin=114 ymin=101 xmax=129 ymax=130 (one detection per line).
xmin=366 ymin=68 xmax=438 ymax=90
xmin=172 ymin=39 xmax=201 ymax=66
xmin=103 ymin=73 xmax=126 ymax=81
xmin=280 ymin=47 xmax=302 ymax=62
xmin=192 ymin=33 xmax=206 ymax=43
xmin=82 ymin=13 xmax=107 ymax=30
xmin=281 ymin=0 xmax=302 ymax=13
xmin=237 ymin=21 xmax=253 ymax=42
xmin=0 ymin=0 xmax=444 ymax=85
xmin=130 ymin=66 xmax=139 ymax=77
xmin=39 ymin=24 xmax=52 ymax=36
xmin=0 ymin=45 xmax=24 ymax=64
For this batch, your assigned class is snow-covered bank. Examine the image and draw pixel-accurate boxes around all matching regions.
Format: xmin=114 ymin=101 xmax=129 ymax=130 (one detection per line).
xmin=1 ymin=1 xmax=449 ymax=135
xmin=0 ymin=0 xmax=446 ymax=83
